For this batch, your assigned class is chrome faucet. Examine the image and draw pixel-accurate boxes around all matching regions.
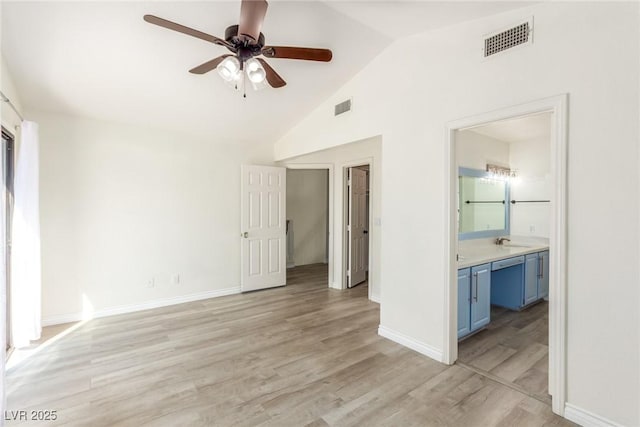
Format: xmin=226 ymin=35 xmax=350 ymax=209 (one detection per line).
xmin=495 ymin=237 xmax=511 ymax=245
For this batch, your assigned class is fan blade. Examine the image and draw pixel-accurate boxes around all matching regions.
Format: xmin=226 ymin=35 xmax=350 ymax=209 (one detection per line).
xmin=189 ymin=55 xmax=233 ymax=74
xmin=143 ymin=15 xmax=232 ymax=49
xmin=256 ymin=58 xmax=286 ymax=88
xmin=262 ymin=46 xmax=332 ymax=62
xmin=238 ymin=0 xmax=268 ymax=44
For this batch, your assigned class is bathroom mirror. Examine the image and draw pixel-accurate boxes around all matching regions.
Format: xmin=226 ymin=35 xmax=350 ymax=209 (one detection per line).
xmin=458 ymin=167 xmax=510 ymax=240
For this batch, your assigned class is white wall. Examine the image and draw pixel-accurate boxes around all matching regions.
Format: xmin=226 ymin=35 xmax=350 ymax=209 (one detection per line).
xmin=279 ymin=136 xmax=382 ymax=302
xmin=273 ymin=3 xmax=640 ymax=425
xmin=286 ymin=169 xmax=328 ymax=266
xmin=456 ymin=130 xmax=509 ymax=170
xmin=510 ymin=135 xmax=551 ymax=238
xmin=32 ymin=110 xmax=273 ymax=323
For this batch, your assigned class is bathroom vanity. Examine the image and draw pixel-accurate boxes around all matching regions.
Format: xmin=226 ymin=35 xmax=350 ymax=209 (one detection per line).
xmin=456 ymin=166 xmax=550 ymax=339
xmin=457 ymin=243 xmax=549 ymax=339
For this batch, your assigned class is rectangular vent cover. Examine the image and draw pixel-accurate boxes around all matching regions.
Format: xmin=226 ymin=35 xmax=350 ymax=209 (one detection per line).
xmin=484 ymin=21 xmax=530 ymax=57
xmin=334 ymin=99 xmax=351 ymax=116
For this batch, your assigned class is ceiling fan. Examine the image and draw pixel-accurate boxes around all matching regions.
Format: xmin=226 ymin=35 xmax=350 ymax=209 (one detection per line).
xmin=143 ymin=0 xmax=332 ymax=93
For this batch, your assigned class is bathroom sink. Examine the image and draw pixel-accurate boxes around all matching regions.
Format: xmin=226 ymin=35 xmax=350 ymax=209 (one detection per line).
xmin=502 ymin=244 xmax=532 ymax=248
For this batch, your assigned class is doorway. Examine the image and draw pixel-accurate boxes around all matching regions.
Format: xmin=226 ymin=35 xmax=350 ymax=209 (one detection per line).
xmin=285 ymin=168 xmax=330 ymax=288
xmin=444 ymin=95 xmax=568 ymax=416
xmin=279 ymin=147 xmax=379 ymax=301
xmin=455 ymin=112 xmax=552 ymax=406
xmin=2 ymin=127 xmax=15 ymax=353
xmin=343 ymin=164 xmax=370 ymax=289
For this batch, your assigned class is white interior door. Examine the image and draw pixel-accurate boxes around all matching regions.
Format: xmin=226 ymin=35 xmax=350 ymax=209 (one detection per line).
xmin=348 ymin=167 xmax=367 ymax=288
xmin=241 ymin=165 xmax=286 ymax=292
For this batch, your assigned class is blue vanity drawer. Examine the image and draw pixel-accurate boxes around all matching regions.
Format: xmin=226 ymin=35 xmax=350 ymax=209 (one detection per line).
xmin=491 ymin=256 xmax=525 ymax=271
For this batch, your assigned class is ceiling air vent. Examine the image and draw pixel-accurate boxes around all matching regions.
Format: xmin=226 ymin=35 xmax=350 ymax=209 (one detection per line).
xmin=484 ymin=19 xmax=532 ymax=58
xmin=334 ymin=99 xmax=351 ymax=116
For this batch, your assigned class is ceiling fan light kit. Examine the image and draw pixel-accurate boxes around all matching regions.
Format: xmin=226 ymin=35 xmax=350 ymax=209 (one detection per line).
xmin=246 ymin=58 xmax=266 ymax=84
xmin=217 ymin=57 xmax=241 ymax=82
xmin=216 ymin=57 xmax=268 ymax=94
xmin=144 ymin=0 xmax=332 ymax=96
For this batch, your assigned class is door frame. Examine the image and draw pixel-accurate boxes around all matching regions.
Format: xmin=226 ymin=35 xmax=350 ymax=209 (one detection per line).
xmin=1 ymin=126 xmax=14 ymax=354
xmin=285 ymin=163 xmax=334 ymax=290
xmin=342 ymin=158 xmax=373 ymax=301
xmin=443 ymin=95 xmax=568 ymax=416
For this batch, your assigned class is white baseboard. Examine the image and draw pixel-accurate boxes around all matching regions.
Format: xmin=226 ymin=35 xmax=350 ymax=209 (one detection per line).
xmin=42 ymin=312 xmax=84 ymax=326
xmin=378 ymin=325 xmax=444 ymax=363
xmin=369 ymin=294 xmax=381 ymax=304
xmin=41 ymin=287 xmax=241 ymax=326
xmin=564 ymin=403 xmax=624 ymax=427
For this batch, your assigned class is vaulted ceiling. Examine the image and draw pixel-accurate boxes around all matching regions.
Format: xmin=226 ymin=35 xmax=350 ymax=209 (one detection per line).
xmin=1 ymin=1 xmax=532 ymax=143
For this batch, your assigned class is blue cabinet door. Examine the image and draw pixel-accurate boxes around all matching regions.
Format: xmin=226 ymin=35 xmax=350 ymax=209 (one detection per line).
xmin=524 ymin=253 xmax=539 ymax=305
xmin=471 ymin=263 xmax=491 ymax=331
xmin=538 ymin=251 xmax=549 ymax=298
xmin=457 ymin=268 xmax=471 ymax=338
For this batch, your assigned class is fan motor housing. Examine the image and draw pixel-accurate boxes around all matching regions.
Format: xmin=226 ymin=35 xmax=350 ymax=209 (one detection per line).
xmin=225 ymin=25 xmax=265 ymax=49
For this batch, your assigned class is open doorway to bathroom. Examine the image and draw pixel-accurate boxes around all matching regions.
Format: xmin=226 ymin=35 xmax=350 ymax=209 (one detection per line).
xmin=455 ymin=113 xmax=552 ymax=404
xmin=445 ymin=95 xmax=568 ymax=416
xmin=285 ymin=168 xmax=330 ymax=289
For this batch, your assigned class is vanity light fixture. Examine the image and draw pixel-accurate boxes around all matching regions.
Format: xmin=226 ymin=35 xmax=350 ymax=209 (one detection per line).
xmin=486 ymin=163 xmax=517 ymax=180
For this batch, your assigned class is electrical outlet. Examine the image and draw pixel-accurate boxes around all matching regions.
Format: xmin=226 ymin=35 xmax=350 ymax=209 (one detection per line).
xmin=172 ymin=274 xmax=180 ymax=285
xmin=147 ymin=277 xmax=155 ymax=288
xmin=529 ymin=225 xmax=536 ymax=233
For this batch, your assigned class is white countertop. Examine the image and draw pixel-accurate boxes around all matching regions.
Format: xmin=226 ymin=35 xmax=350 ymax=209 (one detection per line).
xmin=457 ymin=238 xmax=549 ymax=269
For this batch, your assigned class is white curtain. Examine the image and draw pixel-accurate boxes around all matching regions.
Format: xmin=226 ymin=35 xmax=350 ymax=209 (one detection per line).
xmin=10 ymin=121 xmax=41 ymax=348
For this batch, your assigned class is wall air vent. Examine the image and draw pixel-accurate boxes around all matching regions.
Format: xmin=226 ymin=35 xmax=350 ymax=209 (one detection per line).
xmin=334 ymin=99 xmax=352 ymax=116
xmin=484 ymin=19 xmax=532 ymax=58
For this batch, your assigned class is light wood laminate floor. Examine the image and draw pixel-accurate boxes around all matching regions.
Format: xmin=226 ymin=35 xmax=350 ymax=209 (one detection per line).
xmin=458 ymin=301 xmax=550 ymax=404
xmin=6 ymin=264 xmax=573 ymax=426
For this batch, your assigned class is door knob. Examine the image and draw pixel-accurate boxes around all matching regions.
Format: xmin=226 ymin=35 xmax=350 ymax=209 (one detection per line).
xmin=363 ymin=230 xmax=368 ymax=234
xmin=242 ymin=232 xmax=248 ymax=238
